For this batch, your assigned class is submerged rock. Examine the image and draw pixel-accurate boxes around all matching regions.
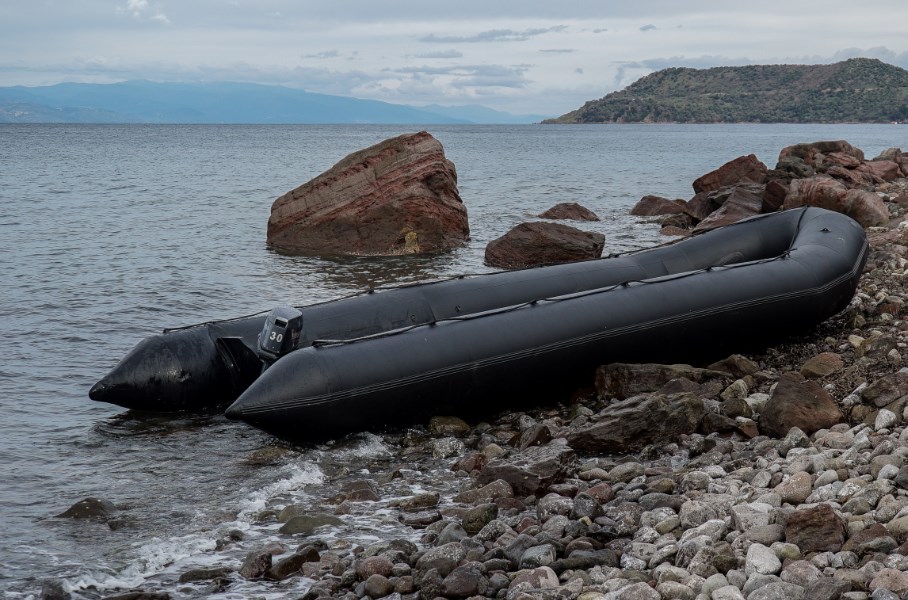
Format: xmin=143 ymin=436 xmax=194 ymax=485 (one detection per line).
xmin=55 ymin=497 xmax=116 ymax=520
xmin=267 ymin=131 xmax=469 ymax=256
xmin=538 ymin=202 xmax=600 ymax=221
xmin=484 ymin=221 xmax=604 ymax=269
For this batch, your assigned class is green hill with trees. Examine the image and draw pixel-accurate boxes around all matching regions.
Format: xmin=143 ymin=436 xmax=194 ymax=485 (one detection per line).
xmin=546 ymin=58 xmax=908 ymax=124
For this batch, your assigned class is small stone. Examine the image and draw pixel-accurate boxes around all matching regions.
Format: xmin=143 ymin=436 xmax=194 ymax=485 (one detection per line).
xmin=433 ymin=437 xmax=465 ymax=459
xmin=775 ymin=471 xmax=813 ymax=504
xmin=746 ymin=543 xmax=782 ymax=576
xmin=869 ymin=568 xmax=908 ymax=596
xmin=800 ymin=353 xmax=844 ymax=379
xmin=239 ymin=550 xmax=272 ymax=579
xmin=363 ymin=574 xmax=394 ymax=598
xmin=712 ymin=585 xmax=746 ymax=600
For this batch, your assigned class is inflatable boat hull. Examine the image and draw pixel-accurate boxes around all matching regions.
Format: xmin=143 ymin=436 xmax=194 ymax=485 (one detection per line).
xmin=225 ymin=207 xmax=868 ymax=440
xmin=94 ymin=207 xmax=837 ymax=412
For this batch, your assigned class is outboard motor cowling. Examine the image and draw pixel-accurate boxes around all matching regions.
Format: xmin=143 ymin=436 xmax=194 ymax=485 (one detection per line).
xmin=258 ymin=306 xmax=303 ymax=366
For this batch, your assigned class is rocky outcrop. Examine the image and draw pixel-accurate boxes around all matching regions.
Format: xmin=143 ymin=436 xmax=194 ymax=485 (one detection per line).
xmin=484 ymin=222 xmax=604 ymax=269
xmin=633 ymin=141 xmax=905 ymax=238
xmin=538 ymin=202 xmax=600 ymax=221
xmin=267 ymin=131 xmax=469 ymax=256
xmin=692 ymin=154 xmax=768 ymax=194
xmin=783 ymin=176 xmax=889 ymax=227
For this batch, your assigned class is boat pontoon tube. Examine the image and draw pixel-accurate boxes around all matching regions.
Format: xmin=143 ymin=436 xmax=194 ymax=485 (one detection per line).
xmin=224 ymin=207 xmax=868 ymax=440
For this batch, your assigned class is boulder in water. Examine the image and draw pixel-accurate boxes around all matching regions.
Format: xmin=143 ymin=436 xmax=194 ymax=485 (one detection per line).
xmin=484 ymin=222 xmax=604 ymax=269
xmin=267 ymin=131 xmax=469 ymax=256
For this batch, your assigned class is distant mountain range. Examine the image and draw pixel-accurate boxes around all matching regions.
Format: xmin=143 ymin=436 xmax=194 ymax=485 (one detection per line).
xmin=546 ymin=58 xmax=908 ymax=124
xmin=0 ymin=80 xmax=549 ymax=125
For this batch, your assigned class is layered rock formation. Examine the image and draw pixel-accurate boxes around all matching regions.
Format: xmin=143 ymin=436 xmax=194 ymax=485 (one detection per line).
xmin=267 ymin=131 xmax=470 ymax=256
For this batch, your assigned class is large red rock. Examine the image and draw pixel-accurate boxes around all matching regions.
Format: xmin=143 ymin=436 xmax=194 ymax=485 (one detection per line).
xmin=692 ymin=154 xmax=768 ymax=194
xmin=759 ymin=372 xmax=844 ymax=437
xmin=267 ymin=131 xmax=469 ymax=256
xmin=782 ymin=176 xmax=888 ymax=227
xmin=778 ymin=140 xmax=865 ymax=170
xmin=858 ymin=160 xmax=903 ymax=182
xmin=484 ymin=222 xmax=604 ymax=269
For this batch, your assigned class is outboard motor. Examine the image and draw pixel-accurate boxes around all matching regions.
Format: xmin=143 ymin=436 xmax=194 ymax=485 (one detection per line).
xmin=258 ymin=306 xmax=303 ymax=369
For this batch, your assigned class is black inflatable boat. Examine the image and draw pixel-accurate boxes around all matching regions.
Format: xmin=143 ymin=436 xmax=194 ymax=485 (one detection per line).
xmin=94 ymin=213 xmax=776 ymax=412
xmin=222 ymin=207 xmax=868 ymax=440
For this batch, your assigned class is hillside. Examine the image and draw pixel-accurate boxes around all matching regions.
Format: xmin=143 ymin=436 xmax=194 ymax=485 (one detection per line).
xmin=0 ymin=81 xmax=544 ymax=125
xmin=546 ymin=58 xmax=908 ymax=124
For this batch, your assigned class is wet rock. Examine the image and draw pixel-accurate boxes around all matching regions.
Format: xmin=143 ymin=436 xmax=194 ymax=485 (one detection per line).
xmin=475 ymin=440 xmax=575 ymax=497
xmin=268 ymin=547 xmax=320 ymax=580
xmin=363 ymin=573 xmax=394 ymax=598
xmin=539 ymin=202 xmax=600 ymax=221
xmin=484 ymin=221 xmax=605 ymax=269
xmin=55 ymin=497 xmax=116 ymax=520
xmin=785 ymin=504 xmax=846 ymax=553
xmin=100 ymin=593 xmax=171 ymax=600
xmin=40 ymin=579 xmax=70 ymax=600
xmin=566 ymin=392 xmax=704 ymax=454
xmin=428 ymin=415 xmax=471 ymax=436
xmin=630 ymin=195 xmax=687 ymax=216
xmin=508 ymin=565 xmax=560 ymax=590
xmin=356 ymin=555 xmax=394 ymax=579
xmin=441 ymin=564 xmax=488 ymax=597
xmin=340 ymin=479 xmax=380 ymax=501
xmin=415 ymin=542 xmax=466 ymax=577
xmin=453 ymin=479 xmax=514 ymax=504
xmin=267 ymin=131 xmax=469 ymax=256
xmin=239 ymin=549 xmax=273 ymax=579
xmin=395 ymin=492 xmax=439 ymax=511
xmin=178 ymin=567 xmax=233 ymax=583
xmin=278 ymin=513 xmax=345 ymax=535
xmin=514 ymin=423 xmax=553 ymax=450
xmin=759 ymin=372 xmax=844 ymax=437
xmin=461 ymin=503 xmax=498 ymax=534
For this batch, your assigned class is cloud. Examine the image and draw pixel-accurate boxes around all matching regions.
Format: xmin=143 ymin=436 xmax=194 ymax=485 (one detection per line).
xmin=411 ymin=50 xmax=464 ymax=59
xmin=119 ymin=0 xmax=169 ymax=24
xmin=419 ymin=26 xmax=566 ymax=43
xmin=303 ymin=50 xmax=340 ymax=59
xmin=639 ymin=24 xmax=656 ymax=32
xmin=540 ymin=49 xmax=575 ymax=54
xmin=392 ymin=63 xmax=531 ymax=88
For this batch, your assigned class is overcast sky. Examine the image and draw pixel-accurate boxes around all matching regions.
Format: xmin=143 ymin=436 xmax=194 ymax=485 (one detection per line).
xmin=2 ymin=1 xmax=907 ymax=116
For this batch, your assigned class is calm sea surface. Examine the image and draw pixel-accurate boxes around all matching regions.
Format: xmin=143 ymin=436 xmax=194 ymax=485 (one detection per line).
xmin=1 ymin=123 xmax=906 ymax=598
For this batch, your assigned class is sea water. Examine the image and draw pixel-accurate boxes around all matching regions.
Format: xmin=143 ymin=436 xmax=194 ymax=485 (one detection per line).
xmin=1 ymin=123 xmax=904 ymax=598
